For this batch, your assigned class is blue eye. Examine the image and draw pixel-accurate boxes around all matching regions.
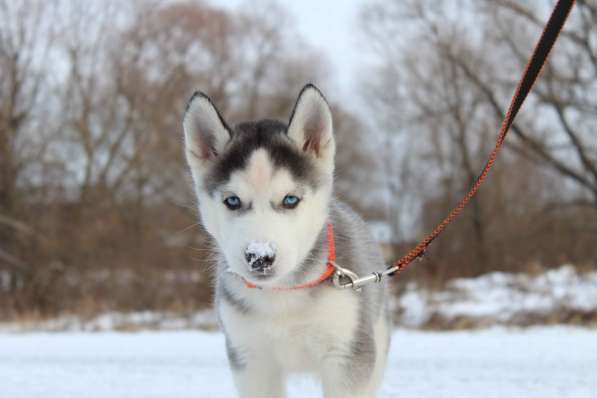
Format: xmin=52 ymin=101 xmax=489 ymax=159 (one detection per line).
xmin=223 ymin=195 xmax=242 ymax=210
xmin=282 ymin=195 xmax=300 ymax=209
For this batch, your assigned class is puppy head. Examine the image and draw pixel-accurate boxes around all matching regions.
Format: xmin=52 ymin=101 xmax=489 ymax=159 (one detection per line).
xmin=183 ymin=84 xmax=335 ymax=286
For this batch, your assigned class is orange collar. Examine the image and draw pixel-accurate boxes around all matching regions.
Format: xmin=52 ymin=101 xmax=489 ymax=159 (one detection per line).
xmin=243 ymin=223 xmax=336 ymax=291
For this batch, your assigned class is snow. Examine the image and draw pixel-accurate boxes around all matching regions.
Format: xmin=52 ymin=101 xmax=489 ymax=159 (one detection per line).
xmin=1 ymin=266 xmax=595 ymax=395
xmin=1 ymin=327 xmax=596 ymax=397
xmin=0 ymin=310 xmax=218 ymax=333
xmin=2 ymin=265 xmax=594 ymax=333
xmin=396 ymin=265 xmax=597 ymax=327
xmin=246 ymin=240 xmax=276 ymax=259
xmin=245 ymin=240 xmax=276 ymax=270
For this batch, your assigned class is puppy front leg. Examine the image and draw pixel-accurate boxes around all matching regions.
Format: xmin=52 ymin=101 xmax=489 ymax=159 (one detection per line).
xmin=227 ymin=343 xmax=285 ymax=398
xmin=321 ymin=366 xmax=376 ymax=398
xmin=320 ymin=346 xmax=378 ymax=398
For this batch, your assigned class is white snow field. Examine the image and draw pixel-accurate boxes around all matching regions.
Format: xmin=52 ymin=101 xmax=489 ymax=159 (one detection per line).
xmin=1 ymin=327 xmax=596 ymax=398
xmin=397 ymin=265 xmax=597 ymax=327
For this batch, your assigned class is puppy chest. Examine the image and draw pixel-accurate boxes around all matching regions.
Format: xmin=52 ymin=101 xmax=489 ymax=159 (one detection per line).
xmin=266 ymin=321 xmax=336 ymax=371
xmin=221 ymin=288 xmax=361 ymax=370
xmin=252 ymin=306 xmax=359 ymax=370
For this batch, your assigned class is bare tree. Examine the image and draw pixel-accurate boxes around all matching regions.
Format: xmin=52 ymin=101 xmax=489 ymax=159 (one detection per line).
xmin=476 ymin=0 xmax=597 ymax=207
xmin=0 ymin=1 xmax=60 ymax=295
xmin=0 ymin=1 xmax=57 ymax=215
xmin=359 ymin=0 xmax=597 ymax=278
xmin=0 ymin=0 xmax=344 ymax=317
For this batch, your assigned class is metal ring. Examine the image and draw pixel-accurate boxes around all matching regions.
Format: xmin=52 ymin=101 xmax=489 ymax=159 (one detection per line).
xmin=331 ymin=262 xmax=360 ymax=289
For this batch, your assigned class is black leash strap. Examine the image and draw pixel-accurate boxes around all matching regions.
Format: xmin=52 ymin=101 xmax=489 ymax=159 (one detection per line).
xmin=504 ymin=0 xmax=576 ymax=133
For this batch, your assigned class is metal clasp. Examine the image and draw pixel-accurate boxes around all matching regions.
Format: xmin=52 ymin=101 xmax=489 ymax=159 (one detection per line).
xmin=331 ymin=262 xmax=383 ymax=291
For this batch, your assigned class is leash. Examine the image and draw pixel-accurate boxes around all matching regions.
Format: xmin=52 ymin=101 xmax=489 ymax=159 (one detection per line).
xmin=333 ymin=0 xmax=576 ymax=290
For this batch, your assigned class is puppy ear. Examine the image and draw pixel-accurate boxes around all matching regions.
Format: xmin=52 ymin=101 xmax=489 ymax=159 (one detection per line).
xmin=287 ymin=84 xmax=335 ymax=163
xmin=183 ymin=92 xmax=231 ymax=172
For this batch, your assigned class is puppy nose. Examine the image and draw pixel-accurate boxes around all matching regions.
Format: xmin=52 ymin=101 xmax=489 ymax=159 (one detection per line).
xmin=244 ymin=241 xmax=276 ymax=273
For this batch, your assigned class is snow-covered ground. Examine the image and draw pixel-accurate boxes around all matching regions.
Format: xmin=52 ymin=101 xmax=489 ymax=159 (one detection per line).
xmin=2 ymin=265 xmax=594 ymax=333
xmin=397 ymin=265 xmax=597 ymax=328
xmin=0 ymin=309 xmax=219 ymax=333
xmin=1 ymin=327 xmax=596 ymax=398
xmin=1 ymin=266 xmax=595 ymax=396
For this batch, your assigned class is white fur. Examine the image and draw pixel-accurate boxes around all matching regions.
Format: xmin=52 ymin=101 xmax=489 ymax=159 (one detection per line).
xmin=206 ymin=147 xmax=387 ymax=397
xmin=183 ymin=85 xmax=389 ymax=398
xmin=203 ymin=149 xmax=331 ymax=287
xmin=220 ymin=283 xmax=388 ymax=398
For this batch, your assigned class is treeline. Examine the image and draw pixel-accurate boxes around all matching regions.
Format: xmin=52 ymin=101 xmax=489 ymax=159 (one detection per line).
xmin=0 ymin=0 xmax=380 ymax=318
xmin=0 ymin=0 xmax=596 ymax=319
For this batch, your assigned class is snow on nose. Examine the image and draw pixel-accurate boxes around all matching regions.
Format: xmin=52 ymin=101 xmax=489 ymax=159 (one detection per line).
xmin=244 ymin=241 xmax=277 ymax=274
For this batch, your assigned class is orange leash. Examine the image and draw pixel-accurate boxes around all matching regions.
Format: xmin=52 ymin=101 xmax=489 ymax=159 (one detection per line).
xmin=385 ymin=0 xmax=576 ymax=278
xmin=331 ymin=0 xmax=576 ymax=290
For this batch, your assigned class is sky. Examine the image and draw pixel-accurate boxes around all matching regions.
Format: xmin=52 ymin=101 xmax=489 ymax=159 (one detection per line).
xmin=216 ymin=0 xmax=366 ymax=106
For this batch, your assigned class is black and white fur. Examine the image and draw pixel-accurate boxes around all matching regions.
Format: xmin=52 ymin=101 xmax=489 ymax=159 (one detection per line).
xmin=183 ymin=84 xmax=391 ymax=397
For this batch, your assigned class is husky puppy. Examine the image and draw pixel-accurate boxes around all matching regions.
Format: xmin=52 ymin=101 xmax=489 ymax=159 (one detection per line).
xmin=183 ymin=84 xmax=390 ymax=398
